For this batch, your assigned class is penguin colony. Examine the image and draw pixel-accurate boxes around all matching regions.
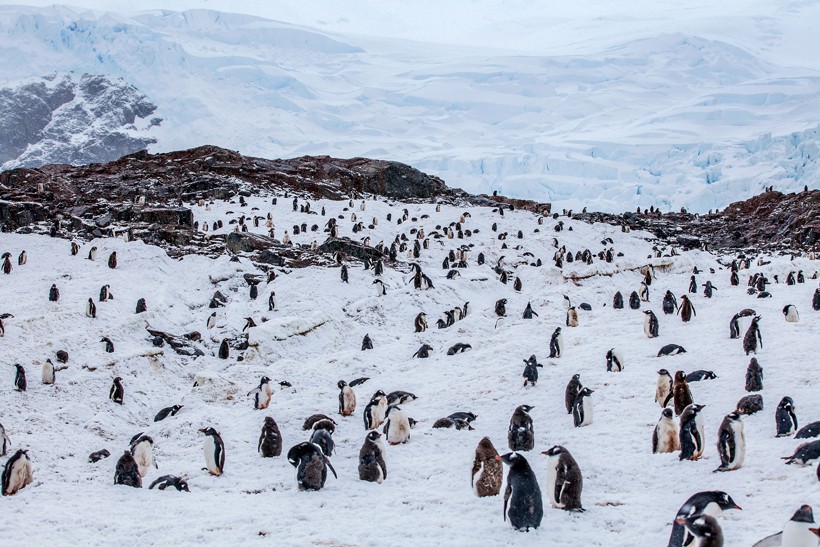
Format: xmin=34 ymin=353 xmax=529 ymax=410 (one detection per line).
xmin=0 ymin=192 xmax=818 ymax=545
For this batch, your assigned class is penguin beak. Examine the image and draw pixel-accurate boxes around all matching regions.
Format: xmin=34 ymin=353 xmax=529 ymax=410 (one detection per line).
xmin=494 ymin=456 xmax=502 ymax=461
xmin=808 ymin=528 xmax=819 ymax=536
xmin=675 ymin=518 xmax=686 ymax=525
xmin=197 ymin=428 xmax=205 ymax=433
xmin=733 ymin=504 xmax=742 ymax=510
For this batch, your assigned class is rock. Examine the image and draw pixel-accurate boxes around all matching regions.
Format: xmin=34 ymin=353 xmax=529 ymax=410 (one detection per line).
xmin=226 ymin=232 xmax=277 ymax=254
xmin=316 ymin=237 xmax=385 ymax=262
xmin=146 ymin=327 xmax=204 ymax=357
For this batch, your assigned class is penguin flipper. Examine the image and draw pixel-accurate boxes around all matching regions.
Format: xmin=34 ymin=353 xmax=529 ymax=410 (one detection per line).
xmin=324 ymin=456 xmax=338 ymax=479
xmin=503 ymin=484 xmax=511 ymax=521
xmin=751 ymin=532 xmax=782 ymax=547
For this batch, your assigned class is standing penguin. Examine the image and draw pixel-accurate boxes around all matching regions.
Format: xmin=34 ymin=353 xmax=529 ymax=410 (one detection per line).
xmin=495 ymin=299 xmax=507 ymax=317
xmin=753 ymin=505 xmax=819 ymax=547
xmin=130 ymin=434 xmax=157 ymax=478
xmin=565 ymin=374 xmax=582 ymax=414
xmin=258 ymin=417 xmax=282 ymax=457
xmin=2 ymin=253 xmax=12 ymax=275
xmin=745 ymin=358 xmax=763 ymax=392
xmin=673 ymin=371 xmax=693 ymax=416
xmin=108 ymin=251 xmax=117 ymax=269
xmin=522 ymin=302 xmax=538 ymax=319
xmin=814 ymin=287 xmax=820 ymax=311
xmin=363 ymin=391 xmax=388 ymax=430
xmin=662 ymin=291 xmax=678 ymax=315
xmin=41 ymin=359 xmax=55 ymax=385
xmin=414 ymin=312 xmax=428 ymax=332
xmin=383 ymin=405 xmax=411 ymax=444
xmin=653 ymin=408 xmax=680 ymax=453
xmin=639 ymin=281 xmax=650 ymax=302
xmin=287 ymin=442 xmax=337 ymax=491
xmin=729 ymin=314 xmax=742 ymax=339
xmin=358 ymin=431 xmax=388 ymax=483
xmin=200 ymin=427 xmax=225 ymax=476
xmin=522 ymin=355 xmax=543 ymax=387
xmin=689 ymin=275 xmax=697 ymax=293
xmin=775 ymin=396 xmax=798 ymax=437
xmin=668 ymin=491 xmax=741 ymax=547
xmin=679 ymin=404 xmax=706 ymax=461
xmin=606 ymin=348 xmax=624 ymax=372
xmin=471 ymin=437 xmax=502 ymax=497
xmin=1 ymin=449 xmax=32 ymax=496
xmin=86 ymin=298 xmax=97 ymax=318
xmin=109 ymin=377 xmax=124 ymax=404
xmin=361 ymin=334 xmax=373 ymax=351
xmin=572 ymin=388 xmax=594 ymax=427
xmin=340 ymin=264 xmax=349 ymax=283
xmin=782 ymin=304 xmax=799 ymax=323
xmin=248 ymin=376 xmax=272 ymax=410
xmin=644 ymin=310 xmax=659 ymax=338
xmin=549 ymin=327 xmax=563 ymax=358
xmin=715 ymin=411 xmax=745 ymax=472
xmin=542 ymin=445 xmax=584 ymax=511
xmin=99 ymin=284 xmax=112 ymax=302
xmin=656 ymin=369 xmax=673 ymax=408
xmin=613 ymin=291 xmax=624 ymax=309
xmin=629 ymin=291 xmax=641 ymax=309
xmin=0 ymin=422 xmax=10 ymax=456
xmin=497 ymin=452 xmax=543 ymax=531
xmin=508 ymin=405 xmax=535 ymax=451
xmin=218 ymin=339 xmax=229 ymax=359
xmin=135 ymin=298 xmax=147 ymax=314
xmin=566 ymin=307 xmax=579 ymax=327
xmin=743 ymin=316 xmax=762 ymax=355
xmin=268 ymin=291 xmax=276 ymax=310
xmin=113 ymin=451 xmax=141 ymax=488
xmin=48 ymin=284 xmax=60 ymax=302
xmin=513 ymin=277 xmax=523 ymax=292
xmin=17 ymin=250 xmax=26 ymax=265
xmin=249 ymin=284 xmax=258 ymax=300
xmin=338 ymin=379 xmax=361 ymax=417
xmin=13 ymin=364 xmax=26 ymax=392
xmin=101 ymin=337 xmax=114 ymax=353
xmin=206 ymin=312 xmax=216 ymax=330
xmin=675 ymin=515 xmax=723 ymax=547
xmin=678 ymin=295 xmax=696 ymax=322
xmin=702 ymin=281 xmax=716 ymax=298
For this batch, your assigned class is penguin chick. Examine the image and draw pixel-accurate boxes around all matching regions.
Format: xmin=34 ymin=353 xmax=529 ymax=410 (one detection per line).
xmin=471 ymin=437 xmax=502 ymax=497
xmin=358 ymin=431 xmax=387 ymax=483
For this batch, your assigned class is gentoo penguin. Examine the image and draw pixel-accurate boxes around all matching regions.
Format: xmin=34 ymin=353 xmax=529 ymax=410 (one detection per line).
xmin=41 ymin=359 xmax=55 ymax=385
xmin=434 ymin=417 xmax=473 ymax=430
xmin=678 ymin=295 xmax=696 ymax=322
xmin=679 ymin=404 xmax=706 ymax=461
xmin=795 ymin=421 xmax=820 ymax=439
xmin=658 ymin=344 xmax=687 ymax=357
xmin=88 ymin=449 xmax=110 ymax=463
xmin=414 ymin=312 xmax=428 ymax=332
xmin=522 ymin=355 xmax=543 ymax=387
xmin=359 ymin=431 xmax=388 ymax=483
xmin=522 ymin=302 xmax=538 ymax=319
xmin=363 ymin=391 xmax=388 ymax=430
xmin=109 ymin=377 xmax=124 ymax=404
xmin=1 ymin=449 xmax=32 ymax=496
xmin=613 ymin=291 xmax=624 ymax=309
xmin=542 ymin=445 xmax=584 ymax=511
xmin=629 ymin=291 xmax=641 ymax=309
xmin=287 ymin=442 xmax=337 ymax=491
xmin=743 ymin=316 xmax=763 ymax=355
xmin=48 ymin=284 xmax=59 ymax=302
xmin=446 ymin=342 xmax=472 ymax=355
xmin=87 ymin=246 xmax=98 ymax=261
xmin=99 ymin=284 xmax=112 ymax=302
xmin=247 ymin=376 xmax=272 ymax=410
xmin=85 ymin=298 xmax=96 ymax=318
xmin=606 ymin=348 xmax=624 ymax=372
xmin=412 ymin=344 xmax=433 ymax=358
xmin=639 ymin=281 xmax=650 ymax=302
xmin=668 ymin=491 xmax=741 ymax=547
xmin=340 ymin=264 xmax=348 ymax=283
xmin=661 ymin=291 xmax=677 ymax=315
xmin=566 ymin=306 xmax=579 ymax=327
xmin=206 ymin=312 xmax=216 ymax=330
xmin=107 ymin=251 xmax=117 ymax=269
xmin=471 ymin=437 xmax=502 ymax=497
xmin=702 ymin=281 xmax=716 ymax=299
xmin=686 ymin=370 xmax=717 ymax=382
xmin=715 ymin=411 xmax=745 ymax=472
xmin=497 ymin=452 xmax=543 ymax=531
xmin=689 ymin=275 xmax=697 ymax=293
xmin=17 ymin=250 xmax=26 ymax=265
xmin=653 ymin=408 xmax=680 ymax=453
xmin=149 ymin=475 xmax=190 ymax=492
xmin=783 ymin=304 xmax=799 ymax=323
xmin=113 ymin=451 xmax=141 ymax=488
xmin=814 ymin=287 xmax=820 ymax=311
xmin=310 ymin=428 xmax=335 ymax=457
xmin=1 ymin=254 xmax=11 ymax=274
xmin=508 ymin=405 xmax=535 ymax=451
xmin=71 ymin=241 xmax=79 ymax=255
xmin=361 ymin=334 xmax=373 ymax=350
xmin=200 ymin=427 xmax=225 ymax=475
xmin=656 ymin=369 xmax=674 ymax=408
xmin=565 ymin=374 xmax=582 ymax=414
xmin=130 ymin=433 xmax=157 ymax=478
xmin=0 ymin=422 xmax=10 ymax=456
xmin=258 ymin=416 xmax=282 ymax=457
xmin=675 ymin=515 xmax=723 ymax=547
xmin=135 ymin=298 xmax=147 ymax=314
xmin=55 ymin=350 xmax=68 ymax=364
xmin=644 ymin=310 xmax=659 ymax=338
xmin=338 ymin=379 xmax=367 ymax=417
xmin=302 ymin=414 xmax=336 ymax=431
xmin=745 ymin=358 xmax=763 ymax=392
xmin=495 ymin=298 xmax=507 ymax=317
xmin=572 ymin=387 xmax=594 ymax=427
xmin=383 ymin=405 xmax=411 ymax=444
xmin=513 ymin=277 xmax=523 ymax=292
xmin=154 ymin=405 xmax=183 ymax=422
xmin=218 ymin=339 xmax=229 ymax=359
xmin=776 ymin=397 xmax=798 ymax=437
xmin=753 ymin=505 xmax=819 ymax=547
xmin=549 ymin=327 xmax=563 ymax=358
xmin=100 ymin=337 xmax=114 ymax=353
xmin=783 ymin=440 xmax=820 ymax=465
xmin=673 ymin=371 xmax=693 ymax=416
xmin=13 ymin=364 xmax=26 ymax=392
xmin=373 ymin=279 xmax=386 ymax=297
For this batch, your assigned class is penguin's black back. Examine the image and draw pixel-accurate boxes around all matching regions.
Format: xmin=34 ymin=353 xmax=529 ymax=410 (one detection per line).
xmin=505 ymin=457 xmax=543 ymax=530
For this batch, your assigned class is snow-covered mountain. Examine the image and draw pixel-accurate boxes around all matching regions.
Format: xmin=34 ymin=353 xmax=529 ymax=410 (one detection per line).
xmin=0 ymin=4 xmax=819 ymax=212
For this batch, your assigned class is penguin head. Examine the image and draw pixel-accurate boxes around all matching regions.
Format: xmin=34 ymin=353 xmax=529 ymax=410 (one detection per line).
xmin=579 ymin=387 xmax=594 ymax=397
xmin=495 ymin=452 xmax=521 ymax=466
xmin=171 ymin=405 xmax=183 ymax=414
xmin=541 ymin=445 xmax=565 ymax=457
xmin=572 ymin=373 xmax=580 ymax=380
xmin=113 ymin=376 xmax=122 ymax=383
xmin=337 ymin=380 xmax=348 ymax=389
xmin=199 ymin=427 xmax=219 ymax=437
xmin=715 ymin=492 xmax=741 ymax=511
xmin=366 ymin=431 xmax=382 ymax=442
xmin=385 ymin=405 xmax=401 ymax=416
xmin=518 ymin=404 xmax=534 ymax=414
xmin=726 ymin=411 xmax=742 ymax=422
xmin=692 ymin=404 xmax=706 ymax=414
xmin=790 ymin=505 xmax=815 ymax=523
xmin=674 ymin=371 xmax=687 ymax=382
xmin=661 ymin=408 xmax=674 ymax=419
xmin=778 ymin=396 xmax=795 ymax=410
xmin=14 ymin=363 xmax=23 ymax=372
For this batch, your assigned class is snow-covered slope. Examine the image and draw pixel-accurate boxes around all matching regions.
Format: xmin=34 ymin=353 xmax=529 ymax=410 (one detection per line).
xmin=0 ymin=192 xmax=817 ymax=545
xmin=0 ymin=4 xmax=819 ymax=212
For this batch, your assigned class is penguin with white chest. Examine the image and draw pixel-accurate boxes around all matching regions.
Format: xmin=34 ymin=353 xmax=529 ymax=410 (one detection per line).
xmin=653 ymin=408 xmax=680 ymax=453
xmin=606 ymin=348 xmax=624 ymax=372
xmin=248 ymin=376 xmax=272 ymax=410
xmin=129 ymin=433 xmax=157 ymax=478
xmin=471 ymin=437 xmax=502 ymax=497
xmin=542 ymin=445 xmax=584 ymax=511
xmin=679 ymin=404 xmax=706 ymax=461
xmin=41 ymin=359 xmax=55 ymax=385
xmin=109 ymin=377 xmax=124 ymax=404
xmin=572 ymin=387 xmax=594 ymax=427
xmin=775 ymin=396 xmax=798 ymax=437
xmin=656 ymin=369 xmax=673 ymax=408
xmin=675 ymin=515 xmax=723 ymax=547
xmin=199 ymin=427 xmax=225 ymax=476
xmin=358 ymin=431 xmax=388 ymax=483
xmin=644 ymin=310 xmax=659 ymax=338
xmin=14 ymin=363 xmax=26 ymax=391
xmin=0 ymin=422 xmax=10 ymax=456
xmin=715 ymin=411 xmax=745 ymax=472
xmin=363 ymin=390 xmax=388 ymax=430
xmin=497 ymin=452 xmax=543 ymax=531
xmin=753 ymin=505 xmax=819 ymax=547
xmin=383 ymin=405 xmax=411 ymax=444
xmin=668 ymin=491 xmax=741 ymax=547
xmin=1 ymin=449 xmax=32 ymax=496
xmin=783 ymin=304 xmax=799 ymax=323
